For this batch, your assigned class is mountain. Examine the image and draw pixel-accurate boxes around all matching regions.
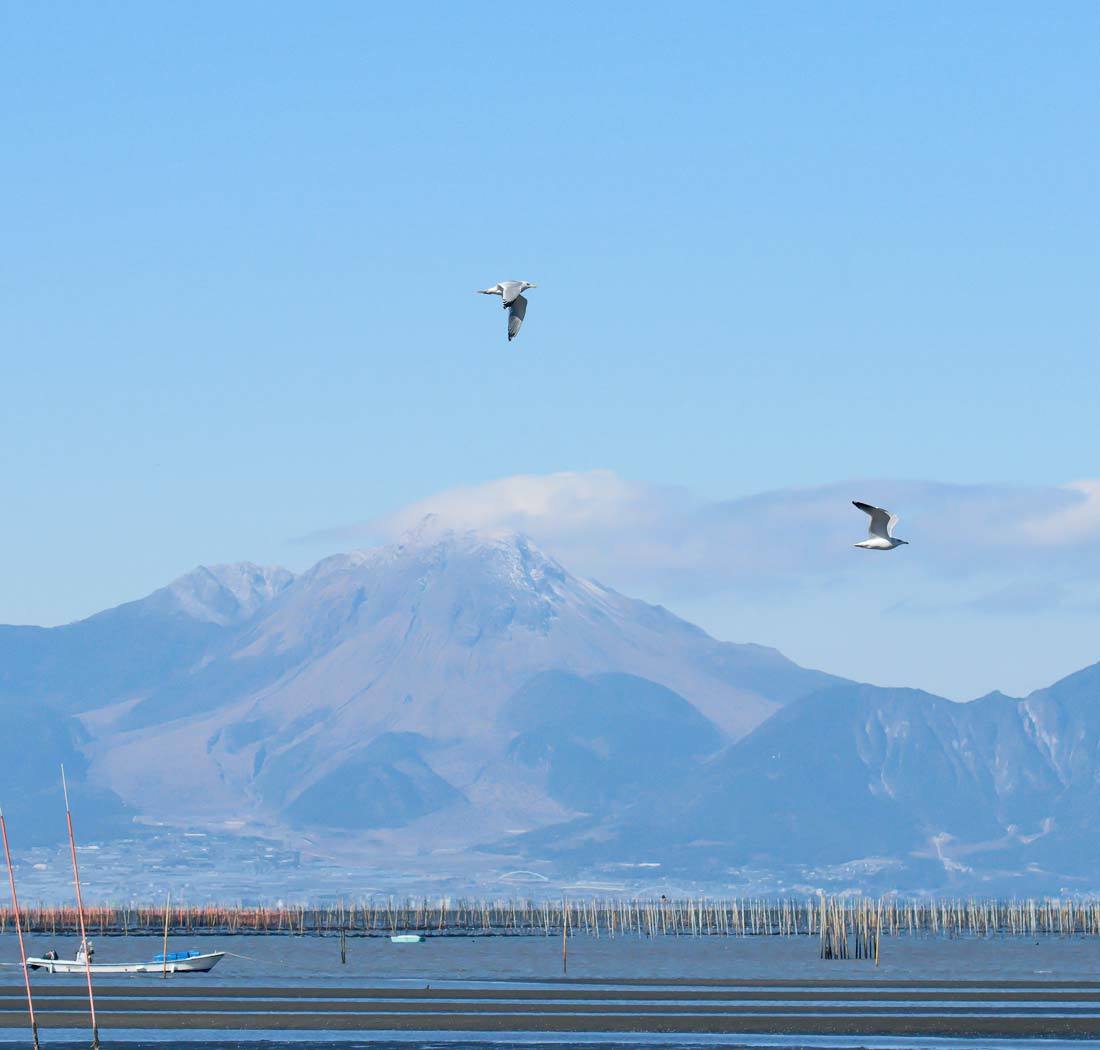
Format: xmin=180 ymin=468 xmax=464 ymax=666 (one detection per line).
xmin=150 ymin=563 xmax=295 ymax=626
xmin=0 ymin=697 xmax=134 ymax=846
xmin=0 ymin=562 xmax=293 ymax=845
xmin=508 ymin=667 xmax=1100 ymax=890
xmin=4 ymin=527 xmax=1099 ymax=893
xmin=80 ymin=527 xmax=840 ymax=839
xmin=501 ymin=671 xmax=724 ymax=814
xmin=0 ymin=563 xmax=293 ymax=715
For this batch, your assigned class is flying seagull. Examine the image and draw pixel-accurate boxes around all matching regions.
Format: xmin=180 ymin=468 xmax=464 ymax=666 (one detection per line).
xmin=852 ymin=501 xmax=909 ymax=550
xmin=477 ymin=280 xmax=537 ymax=341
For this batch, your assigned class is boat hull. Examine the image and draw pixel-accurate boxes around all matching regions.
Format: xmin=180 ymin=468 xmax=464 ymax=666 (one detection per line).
xmin=27 ymin=952 xmax=224 ymax=975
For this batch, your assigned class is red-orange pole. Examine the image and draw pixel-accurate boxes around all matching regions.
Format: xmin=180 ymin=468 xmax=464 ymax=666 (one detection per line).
xmin=62 ymin=766 xmax=99 ymax=1049
xmin=0 ymin=806 xmax=39 ymax=1050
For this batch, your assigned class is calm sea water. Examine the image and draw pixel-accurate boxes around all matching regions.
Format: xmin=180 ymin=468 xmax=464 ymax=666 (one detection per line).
xmin=3 ymin=930 xmax=1097 ymax=984
xmin=2 ymin=933 xmax=1097 ymax=1048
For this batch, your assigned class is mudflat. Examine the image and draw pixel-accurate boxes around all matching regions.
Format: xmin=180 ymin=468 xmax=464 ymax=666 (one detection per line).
xmin=3 ymin=980 xmax=1098 ymax=1038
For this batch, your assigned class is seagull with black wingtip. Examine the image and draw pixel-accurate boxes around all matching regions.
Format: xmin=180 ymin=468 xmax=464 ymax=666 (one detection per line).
xmin=852 ymin=501 xmax=909 ymax=550
xmin=476 ymin=280 xmax=537 ymax=342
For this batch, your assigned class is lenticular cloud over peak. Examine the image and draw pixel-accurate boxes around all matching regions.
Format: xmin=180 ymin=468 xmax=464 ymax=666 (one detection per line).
xmin=294 ymin=471 xmax=1100 ymax=698
xmin=324 ymin=470 xmax=1100 ymax=592
xmin=376 ymin=470 xmax=667 ymax=541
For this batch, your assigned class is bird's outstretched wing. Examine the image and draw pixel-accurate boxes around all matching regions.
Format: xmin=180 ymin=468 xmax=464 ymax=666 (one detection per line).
xmin=852 ymin=500 xmax=893 ymax=540
xmin=500 ymin=281 xmax=525 ymax=306
xmin=507 ymin=294 xmax=527 ymax=341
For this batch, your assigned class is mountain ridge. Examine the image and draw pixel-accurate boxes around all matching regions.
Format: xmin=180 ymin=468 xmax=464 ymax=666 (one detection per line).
xmin=83 ymin=527 xmax=839 ymax=834
xmin=2 ymin=526 xmax=1097 ymax=892
xmin=501 ymin=668 xmax=1100 ymax=889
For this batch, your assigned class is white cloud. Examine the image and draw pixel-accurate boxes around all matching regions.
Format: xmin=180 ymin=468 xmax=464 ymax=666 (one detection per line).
xmin=376 ymin=470 xmax=674 ymax=540
xmin=291 ymin=471 xmax=1100 ymax=698
xmin=1017 ymin=480 xmax=1100 ymax=546
xmin=300 ymin=470 xmax=1100 ymax=609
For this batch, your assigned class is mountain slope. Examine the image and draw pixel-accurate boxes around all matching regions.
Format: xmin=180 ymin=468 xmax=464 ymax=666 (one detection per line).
xmin=10 ymin=528 xmax=1100 ymax=892
xmin=501 ymin=671 xmax=724 ymax=813
xmin=0 ymin=563 xmax=293 ymax=715
xmin=0 ymin=697 xmax=133 ymax=845
xmin=81 ymin=527 xmax=840 ymax=836
xmin=509 ymin=667 xmax=1100 ymax=887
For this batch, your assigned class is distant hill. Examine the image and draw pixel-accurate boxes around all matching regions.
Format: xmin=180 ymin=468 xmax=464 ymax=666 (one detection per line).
xmin=504 ymin=668 xmax=1100 ymax=891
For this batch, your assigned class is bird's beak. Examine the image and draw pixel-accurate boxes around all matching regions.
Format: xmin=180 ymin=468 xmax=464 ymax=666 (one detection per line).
xmin=528 ymin=283 xmax=538 ymax=288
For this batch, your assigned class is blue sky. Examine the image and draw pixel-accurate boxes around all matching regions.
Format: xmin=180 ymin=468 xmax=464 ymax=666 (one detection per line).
xmin=2 ymin=2 xmax=1097 ymax=697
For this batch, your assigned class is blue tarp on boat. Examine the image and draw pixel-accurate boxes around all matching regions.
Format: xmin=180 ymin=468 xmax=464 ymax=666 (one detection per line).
xmin=152 ymin=950 xmax=203 ymax=962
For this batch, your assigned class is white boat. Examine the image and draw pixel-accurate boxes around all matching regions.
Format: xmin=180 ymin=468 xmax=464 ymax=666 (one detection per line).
xmin=28 ymin=944 xmax=225 ymax=975
xmin=390 ymin=933 xmax=425 ymax=943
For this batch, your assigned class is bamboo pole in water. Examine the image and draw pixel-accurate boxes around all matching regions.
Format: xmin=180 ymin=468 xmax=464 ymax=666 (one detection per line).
xmin=161 ymin=891 xmax=171 ymax=979
xmin=0 ymin=806 xmax=39 ymax=1050
xmin=561 ymin=897 xmax=568 ymax=974
xmin=61 ymin=766 xmax=99 ymax=1050
xmin=8 ymin=893 xmax=1100 ymax=940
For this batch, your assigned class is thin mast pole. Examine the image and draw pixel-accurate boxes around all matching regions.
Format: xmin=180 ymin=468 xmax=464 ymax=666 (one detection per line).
xmin=0 ymin=806 xmax=40 ymax=1050
xmin=162 ymin=890 xmax=171 ymax=979
xmin=61 ymin=765 xmax=100 ymax=1050
xmin=561 ymin=897 xmax=568 ymax=975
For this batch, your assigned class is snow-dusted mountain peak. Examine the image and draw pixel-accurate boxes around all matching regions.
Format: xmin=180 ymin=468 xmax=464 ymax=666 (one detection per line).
xmin=393 ymin=515 xmax=560 ymax=566
xmin=2 ymin=527 xmax=859 ymax=877
xmin=322 ymin=520 xmax=580 ymax=610
xmin=162 ymin=562 xmax=295 ymax=625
